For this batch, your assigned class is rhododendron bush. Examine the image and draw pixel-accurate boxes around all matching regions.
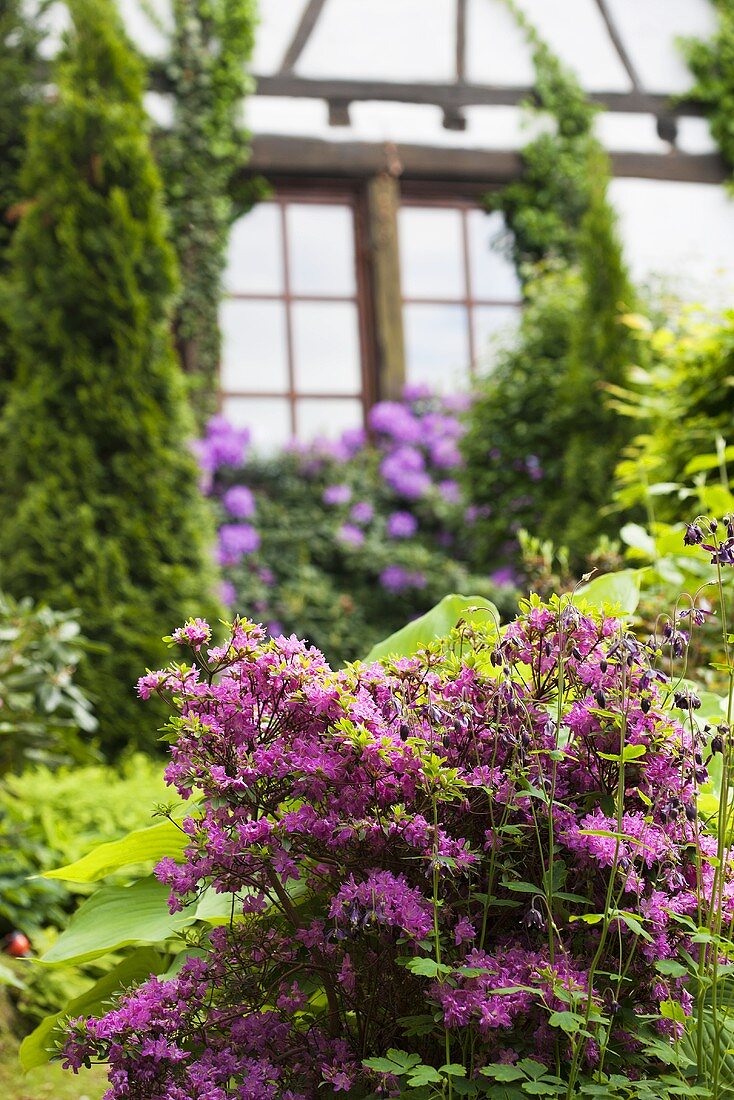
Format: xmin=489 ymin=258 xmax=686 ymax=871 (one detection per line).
xmin=58 ymin=563 xmax=734 ymax=1098
xmin=195 ymin=388 xmax=515 ymax=664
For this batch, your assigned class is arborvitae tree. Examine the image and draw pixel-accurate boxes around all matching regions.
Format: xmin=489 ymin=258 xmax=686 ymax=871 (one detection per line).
xmin=0 ymin=0 xmax=219 ymax=753
xmin=159 ymin=0 xmax=261 ymax=422
xmin=545 ymin=152 xmax=639 ymax=552
xmin=0 ymin=1 xmax=43 ymax=395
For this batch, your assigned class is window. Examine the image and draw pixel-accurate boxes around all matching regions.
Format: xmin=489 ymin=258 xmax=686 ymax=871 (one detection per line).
xmin=221 ymin=184 xmax=522 ymax=443
xmin=399 ymin=201 xmax=521 ymax=393
xmin=221 ymin=192 xmax=369 ymax=450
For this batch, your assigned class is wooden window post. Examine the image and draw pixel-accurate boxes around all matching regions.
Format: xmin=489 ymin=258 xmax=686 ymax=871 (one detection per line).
xmin=366 ymin=173 xmax=406 ymax=400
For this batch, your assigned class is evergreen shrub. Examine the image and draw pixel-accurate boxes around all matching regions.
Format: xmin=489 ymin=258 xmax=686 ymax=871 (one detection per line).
xmin=0 ymin=0 xmax=219 ymax=753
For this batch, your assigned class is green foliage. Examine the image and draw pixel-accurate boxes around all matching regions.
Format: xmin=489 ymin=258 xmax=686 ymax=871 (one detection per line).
xmin=464 ymin=17 xmax=639 ymax=569
xmin=159 ymin=0 xmax=262 ymax=418
xmin=682 ymin=0 xmax=734 ymax=177
xmin=0 ymin=0 xmax=44 ymax=397
xmin=0 ymin=0 xmax=219 ymax=752
xmin=613 ymin=309 xmax=734 ymax=522
xmin=364 ymin=593 xmax=499 ymax=662
xmin=0 ymin=755 xmax=171 ymax=936
xmin=0 ymin=590 xmax=96 ymax=774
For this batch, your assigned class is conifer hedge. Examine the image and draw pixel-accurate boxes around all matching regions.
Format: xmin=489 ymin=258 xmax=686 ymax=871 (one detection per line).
xmin=0 ymin=0 xmax=219 ymax=753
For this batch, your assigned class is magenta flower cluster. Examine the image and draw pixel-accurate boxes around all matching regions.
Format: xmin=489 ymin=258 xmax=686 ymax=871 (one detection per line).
xmin=63 ymin=599 xmax=728 ymax=1097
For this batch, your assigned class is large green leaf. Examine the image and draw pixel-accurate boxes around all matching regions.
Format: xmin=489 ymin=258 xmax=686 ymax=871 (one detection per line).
xmin=577 ymin=569 xmax=645 ymax=616
xmin=364 ymin=594 xmax=499 ymax=663
xmin=20 ymin=947 xmax=167 ymax=1069
xmin=39 ymin=877 xmax=195 ymax=966
xmin=44 ymin=819 xmax=189 ymax=883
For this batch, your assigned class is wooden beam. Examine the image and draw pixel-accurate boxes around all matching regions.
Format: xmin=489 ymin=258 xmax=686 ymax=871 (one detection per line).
xmin=247 ymin=134 xmax=727 ymax=185
xmin=593 ymin=0 xmax=643 ymax=92
xmin=280 ymin=0 xmax=327 ymax=73
xmin=366 ymin=175 xmax=406 ymax=400
xmin=251 ymin=74 xmax=709 ymax=119
xmin=456 ymin=0 xmax=467 ymax=83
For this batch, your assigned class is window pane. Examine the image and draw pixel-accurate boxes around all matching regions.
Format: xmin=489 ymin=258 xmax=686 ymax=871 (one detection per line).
xmin=472 ymin=305 xmax=521 ymax=371
xmin=287 ymin=203 xmax=356 ymax=295
xmin=399 ymin=207 xmax=465 ymax=300
xmin=296 ymin=398 xmax=364 ymax=441
xmin=224 ymin=204 xmax=283 ymax=294
xmin=291 ymin=301 xmax=361 ymax=394
xmin=219 ymin=300 xmax=289 ymax=393
xmin=468 ymin=210 xmax=522 ymax=301
xmin=222 ymin=397 xmax=293 ymax=452
xmin=404 ymin=303 xmax=470 ymax=392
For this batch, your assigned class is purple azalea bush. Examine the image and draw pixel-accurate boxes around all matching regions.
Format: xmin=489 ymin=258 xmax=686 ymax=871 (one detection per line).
xmin=61 ymin=587 xmax=733 ymax=1098
xmin=194 ymin=390 xmax=514 ymax=664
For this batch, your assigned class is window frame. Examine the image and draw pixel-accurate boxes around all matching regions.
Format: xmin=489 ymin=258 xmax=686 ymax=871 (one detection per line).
xmin=218 ymin=175 xmax=521 ymax=433
xmin=219 ymin=179 xmax=377 ymax=437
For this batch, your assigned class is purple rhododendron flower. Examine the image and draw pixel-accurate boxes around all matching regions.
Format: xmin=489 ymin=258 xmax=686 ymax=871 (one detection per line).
xmin=323 ymin=484 xmax=352 ymax=506
xmin=218 ymin=523 xmax=260 ymax=565
xmin=337 ymin=523 xmax=365 ymax=547
xmin=386 ymin=511 xmax=418 ymax=539
xmin=438 ymin=479 xmax=461 ymax=503
xmin=195 ymin=417 xmax=250 ymax=480
xmin=220 ymin=580 xmax=237 ymax=607
xmin=350 ymin=501 xmax=374 ymax=525
xmin=222 ymin=485 xmax=256 ymax=519
xmin=369 ymin=401 xmax=421 ymax=444
xmin=402 ymin=382 xmax=433 ymax=402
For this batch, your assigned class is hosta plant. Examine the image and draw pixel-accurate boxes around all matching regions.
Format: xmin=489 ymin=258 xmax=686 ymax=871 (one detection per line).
xmin=57 ymin=553 xmax=734 ymax=1098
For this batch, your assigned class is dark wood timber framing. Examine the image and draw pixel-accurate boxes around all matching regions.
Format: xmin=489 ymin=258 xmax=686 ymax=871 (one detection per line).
xmin=247 ymin=135 xmax=728 ymax=186
xmin=251 ymin=74 xmax=707 ymax=119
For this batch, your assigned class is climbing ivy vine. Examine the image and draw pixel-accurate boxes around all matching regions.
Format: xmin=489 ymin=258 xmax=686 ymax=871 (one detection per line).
xmin=159 ymin=0 xmax=263 ymax=422
xmin=682 ymin=0 xmax=734 ymax=178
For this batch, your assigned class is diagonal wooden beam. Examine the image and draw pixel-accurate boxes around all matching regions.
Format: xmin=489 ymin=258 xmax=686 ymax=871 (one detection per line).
xmin=280 ymin=0 xmax=328 ymax=74
xmin=457 ymin=0 xmax=468 ymax=82
xmin=593 ymin=0 xmax=643 ymax=92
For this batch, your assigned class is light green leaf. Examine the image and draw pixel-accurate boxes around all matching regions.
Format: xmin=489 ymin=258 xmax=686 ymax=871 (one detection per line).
xmin=43 ymin=819 xmax=189 ymax=883
xmin=577 ymin=569 xmax=644 ymax=616
xmin=620 ymin=523 xmax=656 ymax=558
xmin=39 ymin=877 xmax=195 ymax=966
xmin=20 ymin=948 xmax=167 ymax=1069
xmin=364 ymin=594 xmax=499 ymax=662
xmin=684 ymin=446 xmax=734 ymax=476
